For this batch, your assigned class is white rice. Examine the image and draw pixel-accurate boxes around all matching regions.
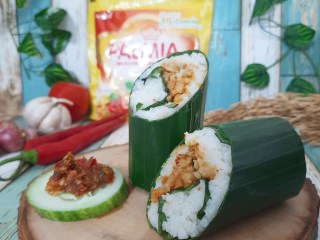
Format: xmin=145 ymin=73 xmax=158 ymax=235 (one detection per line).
xmin=147 ymin=128 xmax=232 ymax=239
xmin=130 ymin=52 xmax=207 ymax=121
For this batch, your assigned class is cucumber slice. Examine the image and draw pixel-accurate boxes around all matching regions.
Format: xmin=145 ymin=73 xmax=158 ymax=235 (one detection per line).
xmin=26 ymin=167 xmax=128 ymax=221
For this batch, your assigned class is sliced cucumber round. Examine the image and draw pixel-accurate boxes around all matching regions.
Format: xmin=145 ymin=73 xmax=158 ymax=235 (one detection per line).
xmin=26 ymin=167 xmax=128 ymax=221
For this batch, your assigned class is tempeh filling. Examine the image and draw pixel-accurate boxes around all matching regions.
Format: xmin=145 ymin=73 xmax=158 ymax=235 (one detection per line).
xmin=151 ymin=143 xmax=217 ymax=202
xmin=161 ymin=63 xmax=195 ymax=105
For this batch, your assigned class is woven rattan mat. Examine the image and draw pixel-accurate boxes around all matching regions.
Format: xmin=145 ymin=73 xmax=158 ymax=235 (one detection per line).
xmin=204 ymin=93 xmax=320 ymax=146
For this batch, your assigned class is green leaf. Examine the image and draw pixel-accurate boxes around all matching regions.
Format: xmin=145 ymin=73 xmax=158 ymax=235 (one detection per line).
xmin=34 ymin=7 xmax=67 ymax=30
xmin=125 ymin=81 xmax=134 ymax=91
xmin=241 ymin=64 xmax=269 ymax=88
xmin=136 ymin=103 xmax=143 ymax=111
xmin=284 ymin=23 xmax=316 ymax=49
xmin=158 ymin=197 xmax=167 ymax=233
xmin=286 ymin=77 xmax=317 ymax=94
xmin=16 ymin=0 xmax=26 ymax=8
xmin=197 ymin=180 xmax=211 ymax=220
xmin=250 ymin=0 xmax=273 ymax=23
xmin=250 ymin=0 xmax=288 ymax=24
xmin=143 ymin=99 xmax=168 ymax=111
xmin=137 ymin=66 xmax=169 ymax=111
xmin=17 ymin=33 xmax=42 ymax=57
xmin=41 ymin=30 xmax=71 ymax=56
xmin=44 ymin=63 xmax=76 ymax=86
xmin=214 ymin=127 xmax=231 ymax=145
xmin=273 ymin=0 xmax=288 ymax=3
xmin=166 ymin=103 xmax=177 ymax=108
xmin=141 ymin=67 xmax=164 ymax=84
xmin=109 ymin=92 xmax=118 ymax=101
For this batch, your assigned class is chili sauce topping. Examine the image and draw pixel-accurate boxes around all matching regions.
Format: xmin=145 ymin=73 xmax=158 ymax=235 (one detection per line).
xmin=46 ymin=152 xmax=114 ymax=197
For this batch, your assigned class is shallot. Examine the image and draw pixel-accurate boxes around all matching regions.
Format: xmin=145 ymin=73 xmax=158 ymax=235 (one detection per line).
xmin=0 ymin=121 xmax=24 ymax=152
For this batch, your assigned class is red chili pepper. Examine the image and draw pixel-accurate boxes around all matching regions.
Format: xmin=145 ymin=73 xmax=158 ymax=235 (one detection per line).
xmin=24 ymin=111 xmax=126 ymax=150
xmin=0 ymin=115 xmax=126 ymax=180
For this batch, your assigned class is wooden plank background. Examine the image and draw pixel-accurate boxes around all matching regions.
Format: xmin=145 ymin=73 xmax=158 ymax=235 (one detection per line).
xmin=206 ymin=0 xmax=241 ymax=111
xmin=280 ymin=0 xmax=320 ymax=92
xmin=16 ymin=0 xmax=53 ymax=107
xmin=1 ymin=0 xmax=319 ymax=113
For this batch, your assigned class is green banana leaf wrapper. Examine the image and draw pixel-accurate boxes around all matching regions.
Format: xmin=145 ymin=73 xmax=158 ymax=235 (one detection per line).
xmin=147 ymin=117 xmax=306 ymax=239
xmin=129 ymin=50 xmax=209 ymax=191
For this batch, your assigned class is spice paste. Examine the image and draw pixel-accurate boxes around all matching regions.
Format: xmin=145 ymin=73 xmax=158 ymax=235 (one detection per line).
xmin=46 ymin=152 xmax=114 ymax=197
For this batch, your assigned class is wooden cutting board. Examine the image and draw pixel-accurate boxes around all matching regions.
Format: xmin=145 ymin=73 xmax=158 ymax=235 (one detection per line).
xmin=18 ymin=144 xmax=320 ymax=240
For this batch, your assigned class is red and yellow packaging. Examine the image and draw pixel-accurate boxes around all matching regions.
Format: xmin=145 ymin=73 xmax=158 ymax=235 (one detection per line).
xmin=88 ymin=0 xmax=213 ymax=120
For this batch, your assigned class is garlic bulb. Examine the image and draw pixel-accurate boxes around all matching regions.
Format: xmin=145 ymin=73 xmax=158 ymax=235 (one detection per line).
xmin=23 ymin=97 xmax=73 ymax=133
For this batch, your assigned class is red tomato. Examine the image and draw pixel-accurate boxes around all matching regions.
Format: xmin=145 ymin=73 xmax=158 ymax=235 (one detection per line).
xmin=48 ymin=82 xmax=90 ymax=122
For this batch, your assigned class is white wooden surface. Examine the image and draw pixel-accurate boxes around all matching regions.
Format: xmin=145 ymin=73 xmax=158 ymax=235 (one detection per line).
xmin=53 ymin=1 xmax=89 ymax=87
xmin=0 ymin=0 xmax=22 ymax=120
xmin=241 ymin=0 xmax=282 ymax=101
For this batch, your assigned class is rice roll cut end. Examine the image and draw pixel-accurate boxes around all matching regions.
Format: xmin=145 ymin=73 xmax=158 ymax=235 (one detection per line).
xmin=147 ymin=117 xmax=306 ymax=239
xmin=130 ymin=50 xmax=208 ymax=120
xmin=129 ymin=50 xmax=208 ymax=191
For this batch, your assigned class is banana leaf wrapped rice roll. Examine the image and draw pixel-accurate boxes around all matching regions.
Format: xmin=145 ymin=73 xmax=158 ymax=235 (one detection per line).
xmin=129 ymin=50 xmax=208 ymax=191
xmin=147 ymin=117 xmax=306 ymax=239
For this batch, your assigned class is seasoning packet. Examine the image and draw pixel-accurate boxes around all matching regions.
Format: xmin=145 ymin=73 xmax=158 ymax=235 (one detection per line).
xmin=88 ymin=0 xmax=213 ymax=120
